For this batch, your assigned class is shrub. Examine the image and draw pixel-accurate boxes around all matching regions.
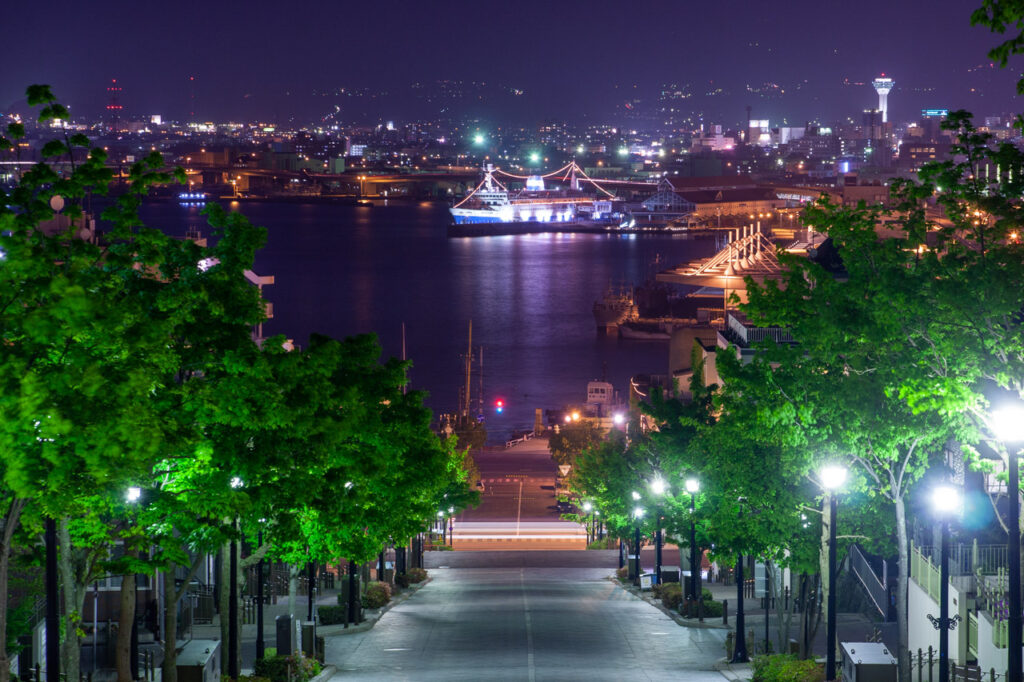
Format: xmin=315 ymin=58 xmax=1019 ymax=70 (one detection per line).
xmin=586 ymin=537 xmax=617 ymax=550
xmin=363 ymin=581 xmax=391 ymax=609
xmin=253 ymin=653 xmax=320 ymax=682
xmin=615 ymin=566 xmax=629 ymax=581
xmin=394 ymin=573 xmax=410 ymax=589
xmin=751 ymin=654 xmax=824 ymax=682
xmin=264 ymin=648 xmax=277 ymax=658
xmin=701 ymin=599 xmax=724 ymax=618
xmin=406 ymin=567 xmax=428 ymax=583
xmin=659 ymin=583 xmax=683 ymax=610
xmin=317 ymin=605 xmax=346 ymax=625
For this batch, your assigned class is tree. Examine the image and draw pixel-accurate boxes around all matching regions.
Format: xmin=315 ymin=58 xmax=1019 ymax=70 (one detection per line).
xmin=548 ymin=420 xmax=604 ymax=468
xmin=0 ymin=86 xmax=189 ymax=682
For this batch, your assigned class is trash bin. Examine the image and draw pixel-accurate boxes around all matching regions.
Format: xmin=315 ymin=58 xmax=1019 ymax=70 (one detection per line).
xmin=275 ymin=614 xmax=292 ymax=655
xmin=659 ymin=566 xmax=681 ymax=583
xmin=176 ymin=640 xmax=221 ymax=682
xmin=840 ymin=642 xmax=897 ymax=682
xmin=627 ymin=555 xmax=640 ymax=577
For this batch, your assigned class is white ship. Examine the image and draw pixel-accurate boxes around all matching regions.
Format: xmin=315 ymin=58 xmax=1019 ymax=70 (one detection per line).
xmin=450 ymin=163 xmax=613 ymax=225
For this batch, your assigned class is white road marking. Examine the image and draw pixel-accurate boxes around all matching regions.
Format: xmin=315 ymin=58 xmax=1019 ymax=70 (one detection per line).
xmin=521 ymin=569 xmax=536 ymax=682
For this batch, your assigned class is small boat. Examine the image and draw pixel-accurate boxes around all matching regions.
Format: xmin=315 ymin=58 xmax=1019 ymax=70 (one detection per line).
xmin=592 ymin=286 xmax=637 ymax=331
xmin=178 ymin=191 xmax=207 ymax=205
xmin=618 ymin=320 xmax=672 ymax=341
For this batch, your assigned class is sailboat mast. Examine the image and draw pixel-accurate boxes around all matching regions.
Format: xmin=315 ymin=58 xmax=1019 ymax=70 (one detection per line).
xmin=464 ymin=320 xmax=473 ymax=417
xmin=478 ymin=346 xmax=484 ymax=416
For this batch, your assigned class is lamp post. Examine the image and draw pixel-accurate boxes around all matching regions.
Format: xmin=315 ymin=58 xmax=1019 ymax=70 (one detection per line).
xmin=126 ymin=487 xmax=142 ymax=682
xmin=448 ymin=506 xmax=455 ymax=548
xmin=650 ymin=478 xmax=667 ymax=584
xmin=256 ymin=526 xmax=265 ymax=661
xmin=227 ymin=477 xmax=243 ymax=680
xmin=928 ymin=484 xmax=963 ymax=682
xmin=820 ymin=464 xmax=848 ymax=682
xmin=633 ymin=504 xmax=645 ymax=584
xmin=732 ymin=497 xmax=748 ymax=664
xmin=582 ymin=502 xmax=593 ymax=544
xmin=993 ymin=405 xmax=1024 ymax=682
xmin=685 ymin=478 xmax=700 ymax=603
xmin=629 ymin=491 xmax=642 ymax=581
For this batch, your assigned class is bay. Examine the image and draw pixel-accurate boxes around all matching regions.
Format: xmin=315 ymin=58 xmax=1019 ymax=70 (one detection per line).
xmin=136 ymin=199 xmax=719 ymax=441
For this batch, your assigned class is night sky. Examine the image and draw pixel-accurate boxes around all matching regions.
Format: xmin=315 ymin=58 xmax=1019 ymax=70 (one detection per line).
xmin=4 ymin=0 xmax=1021 ymax=126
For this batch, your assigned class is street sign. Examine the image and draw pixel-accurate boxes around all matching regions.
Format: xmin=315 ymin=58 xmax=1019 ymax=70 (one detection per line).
xmin=558 ymin=465 xmax=571 ymax=477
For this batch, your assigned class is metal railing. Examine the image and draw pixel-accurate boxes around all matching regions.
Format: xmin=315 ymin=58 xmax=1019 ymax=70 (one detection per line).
xmin=969 ymin=611 xmax=979 ymax=659
xmin=915 ymin=542 xmax=1009 ymax=577
xmin=849 ymin=544 xmax=889 ymax=618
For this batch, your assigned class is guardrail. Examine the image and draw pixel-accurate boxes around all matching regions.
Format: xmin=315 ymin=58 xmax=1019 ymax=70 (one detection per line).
xmin=505 ymin=432 xmax=535 ymax=448
xmin=849 ymin=544 xmax=889 ymax=618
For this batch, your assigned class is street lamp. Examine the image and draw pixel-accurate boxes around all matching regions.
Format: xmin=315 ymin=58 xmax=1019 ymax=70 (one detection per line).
xmin=820 ymin=464 xmax=848 ymax=682
xmin=993 ymin=403 xmax=1024 ymax=682
xmin=685 ymin=478 xmax=700 ymax=604
xmin=732 ymin=497 xmax=749 ymax=664
xmin=632 ymin=505 xmax=645 ymax=583
xmin=582 ymin=502 xmax=594 ymax=544
xmin=650 ymin=478 xmax=667 ymax=584
xmin=929 ymin=484 xmax=963 ymax=682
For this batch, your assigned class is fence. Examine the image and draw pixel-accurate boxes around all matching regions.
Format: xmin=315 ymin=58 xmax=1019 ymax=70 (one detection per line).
xmin=910 ymin=646 xmax=1007 ymax=682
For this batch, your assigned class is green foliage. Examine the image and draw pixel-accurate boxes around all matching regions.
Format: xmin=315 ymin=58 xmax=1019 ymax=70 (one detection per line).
xmin=253 ymin=654 xmax=319 ymax=682
xmin=972 ymin=0 xmax=1024 ymax=96
xmin=656 ymin=582 xmax=683 ymax=610
xmin=751 ymin=654 xmax=824 ymax=682
xmin=405 ymin=567 xmax=427 ymax=583
xmin=548 ymin=420 xmax=605 ymax=467
xmin=696 ymin=599 xmax=723 ymax=618
xmin=363 ymin=581 xmax=391 ymax=609
xmin=316 ymin=605 xmax=346 ymax=626
xmin=394 ymin=573 xmax=410 ymax=589
xmin=585 ymin=537 xmax=617 ymax=549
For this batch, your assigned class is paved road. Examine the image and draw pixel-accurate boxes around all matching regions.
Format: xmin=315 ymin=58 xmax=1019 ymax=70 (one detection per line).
xmin=325 ymin=562 xmax=729 ymax=682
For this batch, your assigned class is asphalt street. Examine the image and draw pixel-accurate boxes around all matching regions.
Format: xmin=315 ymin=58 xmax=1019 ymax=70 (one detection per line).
xmin=324 ymin=562 xmax=730 ymax=682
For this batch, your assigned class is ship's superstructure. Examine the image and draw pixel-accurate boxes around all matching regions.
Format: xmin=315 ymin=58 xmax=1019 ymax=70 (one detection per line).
xmin=450 ymin=162 xmax=615 ymax=225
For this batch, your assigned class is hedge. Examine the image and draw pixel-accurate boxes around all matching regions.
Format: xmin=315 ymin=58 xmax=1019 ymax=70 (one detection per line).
xmin=253 ymin=654 xmax=321 ymax=682
xmin=751 ymin=654 xmax=824 ymax=682
xmin=363 ymin=581 xmax=391 ymax=609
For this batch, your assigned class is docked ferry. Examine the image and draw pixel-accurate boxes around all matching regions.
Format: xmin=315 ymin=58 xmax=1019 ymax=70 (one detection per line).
xmin=450 ymin=164 xmax=604 ymax=225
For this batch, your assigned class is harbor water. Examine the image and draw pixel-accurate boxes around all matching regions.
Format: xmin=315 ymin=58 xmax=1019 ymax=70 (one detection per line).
xmin=136 ymin=199 xmax=719 ymax=441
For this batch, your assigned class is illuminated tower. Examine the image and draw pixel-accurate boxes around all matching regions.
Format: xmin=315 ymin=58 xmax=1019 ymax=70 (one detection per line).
xmin=106 ymin=79 xmax=123 ymax=132
xmin=872 ymin=74 xmax=893 ymax=124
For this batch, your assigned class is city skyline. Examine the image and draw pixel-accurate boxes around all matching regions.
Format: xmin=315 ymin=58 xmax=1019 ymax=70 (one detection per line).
xmin=4 ymin=0 xmax=1022 ymax=126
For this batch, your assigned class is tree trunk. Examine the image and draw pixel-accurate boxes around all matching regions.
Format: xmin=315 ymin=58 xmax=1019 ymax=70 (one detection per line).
xmin=162 ymin=570 xmax=178 ymax=682
xmin=819 ymin=499 xmax=831 ymax=629
xmin=895 ymin=495 xmax=910 ymax=682
xmin=0 ymin=497 xmax=26 ymax=682
xmin=161 ymin=556 xmax=205 ymax=682
xmin=116 ymin=551 xmax=138 ymax=682
xmin=287 ymin=564 xmax=300 ymax=621
xmin=58 ymin=519 xmax=86 ymax=682
xmin=218 ymin=544 xmax=229 ymax=675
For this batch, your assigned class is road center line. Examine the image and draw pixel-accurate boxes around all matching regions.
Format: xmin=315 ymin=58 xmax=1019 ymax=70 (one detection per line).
xmin=521 ymin=569 xmax=536 ymax=682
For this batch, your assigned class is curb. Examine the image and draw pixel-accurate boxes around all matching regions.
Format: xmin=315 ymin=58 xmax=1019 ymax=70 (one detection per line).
xmin=319 ymin=577 xmax=432 ymax=637
xmin=607 ymin=575 xmax=730 ymax=630
xmin=308 ymin=664 xmax=337 ymax=682
xmin=714 ymin=659 xmax=754 ymax=681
